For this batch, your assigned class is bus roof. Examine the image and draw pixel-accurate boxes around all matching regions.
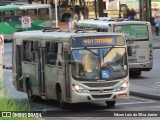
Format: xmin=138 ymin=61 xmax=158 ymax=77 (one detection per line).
xmin=77 ymin=19 xmax=150 ymax=28
xmin=13 ymin=30 xmax=126 ymax=46
xmin=0 ymin=3 xmax=50 ymax=11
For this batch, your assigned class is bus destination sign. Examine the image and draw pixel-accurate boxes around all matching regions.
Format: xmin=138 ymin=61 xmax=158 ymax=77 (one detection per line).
xmin=72 ymin=36 xmax=117 ymax=48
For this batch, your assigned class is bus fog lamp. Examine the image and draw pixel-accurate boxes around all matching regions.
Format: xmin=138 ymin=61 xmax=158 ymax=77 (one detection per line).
xmin=72 ymin=84 xmax=88 ymax=93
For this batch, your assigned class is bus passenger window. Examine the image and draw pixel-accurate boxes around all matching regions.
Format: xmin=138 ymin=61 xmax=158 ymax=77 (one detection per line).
xmin=23 ymin=41 xmax=32 ymax=62
xmin=15 ymin=10 xmax=25 ymax=21
xmin=2 ymin=11 xmax=15 ymax=22
xmin=46 ymin=42 xmax=58 ymax=65
xmin=38 ymin=8 xmax=49 ymax=20
xmin=30 ymin=41 xmax=38 ymax=63
xmin=103 ymin=29 xmax=108 ymax=32
xmin=26 ymin=9 xmax=38 ymax=21
xmin=23 ymin=41 xmax=38 ymax=62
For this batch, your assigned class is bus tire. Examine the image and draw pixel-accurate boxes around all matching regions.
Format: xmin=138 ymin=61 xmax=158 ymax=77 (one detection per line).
xmin=106 ymin=101 xmax=116 ymax=108
xmin=26 ymin=80 xmax=39 ymax=102
xmin=130 ymin=71 xmax=141 ymax=77
xmin=56 ymin=86 xmax=68 ymax=109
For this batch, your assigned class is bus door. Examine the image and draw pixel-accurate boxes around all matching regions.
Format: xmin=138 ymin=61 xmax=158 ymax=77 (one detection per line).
xmin=14 ymin=44 xmax=23 ymax=90
xmin=38 ymin=47 xmax=46 ymax=96
xmin=63 ymin=49 xmax=71 ymax=100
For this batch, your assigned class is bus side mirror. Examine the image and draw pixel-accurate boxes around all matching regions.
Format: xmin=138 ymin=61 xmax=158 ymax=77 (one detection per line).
xmin=127 ymin=46 xmax=132 ymax=56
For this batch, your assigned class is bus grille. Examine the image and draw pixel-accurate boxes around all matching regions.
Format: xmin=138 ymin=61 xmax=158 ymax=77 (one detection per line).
xmin=92 ymin=94 xmax=112 ymax=99
xmin=89 ymin=89 xmax=114 ymax=92
xmin=83 ymin=81 xmax=119 ymax=88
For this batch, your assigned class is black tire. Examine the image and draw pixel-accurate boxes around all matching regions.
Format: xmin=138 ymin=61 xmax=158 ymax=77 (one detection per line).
xmin=106 ymin=101 xmax=116 ymax=108
xmin=130 ymin=71 xmax=141 ymax=77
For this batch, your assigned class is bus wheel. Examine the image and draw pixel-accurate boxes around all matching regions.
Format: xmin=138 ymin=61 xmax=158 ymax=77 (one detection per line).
xmin=106 ymin=101 xmax=116 ymax=108
xmin=136 ymin=70 xmax=141 ymax=76
xmin=130 ymin=71 xmax=141 ymax=77
xmin=56 ymin=88 xmax=68 ymax=109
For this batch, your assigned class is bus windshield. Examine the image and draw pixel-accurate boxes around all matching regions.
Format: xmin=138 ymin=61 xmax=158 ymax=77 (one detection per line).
xmin=71 ymin=48 xmax=128 ymax=81
xmin=114 ymin=25 xmax=149 ymax=40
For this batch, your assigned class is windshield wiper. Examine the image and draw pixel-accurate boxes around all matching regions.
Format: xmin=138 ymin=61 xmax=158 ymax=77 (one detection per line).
xmin=84 ymin=47 xmax=99 ymax=56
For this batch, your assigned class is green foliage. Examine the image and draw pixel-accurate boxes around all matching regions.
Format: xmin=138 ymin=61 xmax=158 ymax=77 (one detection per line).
xmin=0 ymin=81 xmax=33 ymax=120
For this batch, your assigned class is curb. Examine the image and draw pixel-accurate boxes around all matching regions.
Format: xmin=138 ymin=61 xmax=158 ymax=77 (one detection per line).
xmin=130 ymin=91 xmax=160 ymax=100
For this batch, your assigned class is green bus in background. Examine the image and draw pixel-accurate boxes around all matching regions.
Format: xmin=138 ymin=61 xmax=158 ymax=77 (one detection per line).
xmin=0 ymin=2 xmax=52 ymax=41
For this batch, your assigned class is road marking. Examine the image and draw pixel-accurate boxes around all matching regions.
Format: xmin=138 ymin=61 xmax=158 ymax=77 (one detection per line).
xmin=130 ymin=96 xmax=155 ymax=102
xmin=150 ymin=86 xmax=159 ymax=89
xmin=149 ymin=82 xmax=160 ymax=89
xmin=116 ymin=101 xmax=155 ymax=105
xmin=116 ymin=96 xmax=155 ymax=105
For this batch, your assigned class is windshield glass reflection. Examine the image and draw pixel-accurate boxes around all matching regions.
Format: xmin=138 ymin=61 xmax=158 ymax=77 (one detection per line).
xmin=72 ymin=48 xmax=128 ymax=81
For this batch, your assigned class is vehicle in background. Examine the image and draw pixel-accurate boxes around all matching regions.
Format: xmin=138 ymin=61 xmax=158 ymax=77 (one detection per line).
xmin=0 ymin=2 xmax=52 ymax=41
xmin=76 ymin=18 xmax=153 ymax=76
xmin=13 ymin=29 xmax=129 ymax=109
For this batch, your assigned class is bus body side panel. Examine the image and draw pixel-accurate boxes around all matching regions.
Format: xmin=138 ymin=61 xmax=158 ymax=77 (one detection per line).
xmin=44 ymin=65 xmax=61 ymax=99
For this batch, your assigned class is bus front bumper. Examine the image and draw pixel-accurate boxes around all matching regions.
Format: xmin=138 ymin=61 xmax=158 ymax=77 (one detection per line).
xmin=129 ymin=61 xmax=153 ymax=71
xmin=70 ymin=88 xmax=129 ymax=103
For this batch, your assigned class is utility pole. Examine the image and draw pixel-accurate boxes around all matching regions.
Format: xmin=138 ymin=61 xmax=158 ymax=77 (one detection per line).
xmin=94 ymin=0 xmax=97 ymax=19
xmin=97 ymin=0 xmax=104 ymax=17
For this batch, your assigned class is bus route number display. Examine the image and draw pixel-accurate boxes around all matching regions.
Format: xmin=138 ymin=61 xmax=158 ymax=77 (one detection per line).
xmin=72 ymin=36 xmax=117 ymax=48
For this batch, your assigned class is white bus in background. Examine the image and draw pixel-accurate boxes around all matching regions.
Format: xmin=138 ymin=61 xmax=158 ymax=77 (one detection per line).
xmin=76 ymin=18 xmax=153 ymax=76
xmin=13 ymin=29 xmax=129 ymax=109
xmin=0 ymin=1 xmax=52 ymax=41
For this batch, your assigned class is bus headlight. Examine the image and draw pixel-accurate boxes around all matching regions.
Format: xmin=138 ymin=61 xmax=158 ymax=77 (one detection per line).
xmin=117 ymin=81 xmax=129 ymax=91
xmin=72 ymin=84 xmax=88 ymax=93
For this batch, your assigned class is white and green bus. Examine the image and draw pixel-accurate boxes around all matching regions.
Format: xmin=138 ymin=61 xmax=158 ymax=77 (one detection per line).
xmin=76 ymin=18 xmax=153 ymax=76
xmin=0 ymin=2 xmax=52 ymax=41
xmin=13 ymin=29 xmax=129 ymax=108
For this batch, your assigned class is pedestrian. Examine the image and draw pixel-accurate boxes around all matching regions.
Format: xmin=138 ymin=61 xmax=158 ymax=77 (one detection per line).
xmin=68 ymin=17 xmax=73 ymax=31
xmin=154 ymin=16 xmax=160 ymax=36
xmin=80 ymin=11 xmax=84 ymax=20
xmin=127 ymin=8 xmax=137 ymax=20
xmin=72 ymin=12 xmax=80 ymax=29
